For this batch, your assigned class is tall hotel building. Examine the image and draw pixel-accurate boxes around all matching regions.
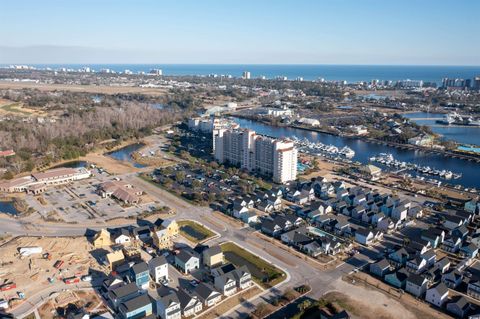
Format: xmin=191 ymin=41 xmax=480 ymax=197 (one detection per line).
xmin=213 ymin=128 xmax=297 ymax=183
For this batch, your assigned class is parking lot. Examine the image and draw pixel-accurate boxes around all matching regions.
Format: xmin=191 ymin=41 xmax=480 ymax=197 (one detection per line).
xmin=23 ymin=169 xmax=155 ymax=224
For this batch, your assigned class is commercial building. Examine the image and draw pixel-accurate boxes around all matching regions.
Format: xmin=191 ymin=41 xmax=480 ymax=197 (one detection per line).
xmin=213 ymin=128 xmax=297 ymax=183
xmin=242 ymin=71 xmax=251 ymax=79
xmin=0 ymin=167 xmax=91 ymax=194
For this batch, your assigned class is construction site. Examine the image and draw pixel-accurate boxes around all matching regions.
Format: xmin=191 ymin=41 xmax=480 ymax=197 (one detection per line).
xmin=0 ymin=236 xmax=105 ymax=313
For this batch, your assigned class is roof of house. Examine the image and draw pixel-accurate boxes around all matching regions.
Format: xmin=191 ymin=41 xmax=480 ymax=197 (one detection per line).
xmin=158 ymin=291 xmax=179 ymax=308
xmin=176 ymin=250 xmax=197 ymax=263
xmin=407 ymin=274 xmax=427 ymax=286
xmin=194 ymin=283 xmax=218 ymax=300
xmin=204 ymin=245 xmax=222 ymax=257
xmin=372 ymin=258 xmax=390 ymax=270
xmin=110 ymin=282 xmax=138 ymax=299
xmin=131 ymin=262 xmax=149 ymax=275
xmin=119 ymin=294 xmax=151 ymax=313
xmin=149 ymin=256 xmax=168 ymax=268
xmin=429 ymin=282 xmax=449 ymax=296
xmin=177 ymin=289 xmax=197 ymax=309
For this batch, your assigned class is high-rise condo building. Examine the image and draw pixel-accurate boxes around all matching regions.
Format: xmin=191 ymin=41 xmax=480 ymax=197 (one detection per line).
xmin=213 ymin=129 xmax=297 ymax=183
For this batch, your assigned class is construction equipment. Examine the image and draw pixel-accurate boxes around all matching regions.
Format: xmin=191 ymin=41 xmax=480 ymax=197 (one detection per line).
xmin=0 ymin=283 xmax=16 ymax=291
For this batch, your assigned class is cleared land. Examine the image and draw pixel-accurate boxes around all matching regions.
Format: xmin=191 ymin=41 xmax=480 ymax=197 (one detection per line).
xmin=220 ymin=242 xmax=286 ymax=289
xmin=0 ymin=81 xmax=168 ymax=96
xmin=0 ymin=237 xmax=102 ymax=310
xmin=178 ymin=220 xmax=216 ymax=243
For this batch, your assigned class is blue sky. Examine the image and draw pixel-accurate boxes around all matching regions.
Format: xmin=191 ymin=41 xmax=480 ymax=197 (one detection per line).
xmin=0 ymin=0 xmax=479 ymax=65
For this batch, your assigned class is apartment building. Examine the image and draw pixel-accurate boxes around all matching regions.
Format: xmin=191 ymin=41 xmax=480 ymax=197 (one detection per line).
xmin=213 ymin=128 xmax=297 ymax=183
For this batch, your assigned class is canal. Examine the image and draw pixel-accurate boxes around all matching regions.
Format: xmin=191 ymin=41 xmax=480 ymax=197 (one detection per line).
xmin=233 ymin=118 xmax=480 ymax=189
xmin=404 ymin=112 xmax=480 ymax=146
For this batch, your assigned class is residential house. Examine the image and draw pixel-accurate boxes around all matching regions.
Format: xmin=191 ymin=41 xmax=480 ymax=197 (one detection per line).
xmin=406 ymin=256 xmax=427 ymax=274
xmin=421 ymin=249 xmax=436 ymax=268
xmin=113 ymin=229 xmax=132 ymax=245
xmin=106 ymin=250 xmax=125 ymax=270
xmin=408 ymin=206 xmax=424 ymax=218
xmin=435 ymin=257 xmax=451 ymax=274
xmin=421 ymin=228 xmax=444 ymax=249
xmin=156 ymin=291 xmax=181 ymax=319
xmin=93 ymin=229 xmax=111 ymax=248
xmin=302 ymin=241 xmax=323 ymax=257
xmin=392 ymin=205 xmax=408 ymax=221
xmin=371 ymin=212 xmax=385 ymax=225
xmin=467 ymin=278 xmax=480 ymax=300
xmin=202 ymin=245 xmax=224 ymax=268
xmin=175 ymin=250 xmax=200 ymax=274
xmin=177 ymin=289 xmax=203 ymax=317
xmin=442 ymin=270 xmax=463 ymax=289
xmin=103 ymin=276 xmax=124 ymax=292
xmin=281 ymin=227 xmax=312 ymax=248
xmin=443 ymin=214 xmax=465 ymax=230
xmin=425 ymin=282 xmax=449 ymax=307
xmin=214 ymin=270 xmax=238 ymax=296
xmin=133 ymin=226 xmax=151 ymax=241
xmin=149 ymin=256 xmax=168 ymax=284
xmin=194 ymin=283 xmax=222 ymax=307
xmin=442 ymin=236 xmax=462 ymax=253
xmin=240 ymin=211 xmax=259 ymax=224
xmin=355 ymin=228 xmax=374 ymax=246
xmin=446 ymin=296 xmax=472 ymax=319
xmin=465 ymin=200 xmax=479 ymax=214
xmin=261 ymin=219 xmax=282 ymax=237
xmin=461 ymin=243 xmax=479 ymax=258
xmin=108 ymin=282 xmax=140 ymax=308
xmin=369 ymin=259 xmax=391 ymax=277
xmin=118 ymin=294 xmax=152 ymax=319
xmin=452 ymin=225 xmax=469 ymax=241
xmin=389 ymin=248 xmax=410 ymax=266
xmin=232 ymin=203 xmax=249 ymax=219
xmin=153 ymin=220 xmax=179 ymax=249
xmin=384 ymin=268 xmax=409 ymax=289
xmin=405 ymin=274 xmax=429 ymax=297
xmin=130 ymin=262 xmax=150 ymax=290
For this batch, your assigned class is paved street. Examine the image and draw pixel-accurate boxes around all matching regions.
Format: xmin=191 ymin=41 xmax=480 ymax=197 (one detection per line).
xmin=2 ymin=173 xmax=377 ymax=319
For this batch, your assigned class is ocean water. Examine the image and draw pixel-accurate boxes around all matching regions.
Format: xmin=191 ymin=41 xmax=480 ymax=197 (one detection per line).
xmin=7 ymin=64 xmax=480 ymax=85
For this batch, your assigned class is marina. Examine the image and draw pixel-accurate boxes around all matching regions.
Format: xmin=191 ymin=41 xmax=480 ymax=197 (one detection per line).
xmin=234 ymin=117 xmax=480 ymax=189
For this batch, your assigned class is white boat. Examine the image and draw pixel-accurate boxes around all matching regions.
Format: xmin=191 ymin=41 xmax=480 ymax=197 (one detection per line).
xmin=339 ymin=146 xmax=355 ymax=158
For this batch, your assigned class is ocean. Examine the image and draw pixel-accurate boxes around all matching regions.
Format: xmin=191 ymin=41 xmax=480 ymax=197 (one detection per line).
xmin=6 ymin=64 xmax=480 ymax=85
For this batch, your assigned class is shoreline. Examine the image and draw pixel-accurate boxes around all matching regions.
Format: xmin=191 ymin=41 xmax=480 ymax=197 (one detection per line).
xmin=232 ymin=114 xmax=480 ymax=162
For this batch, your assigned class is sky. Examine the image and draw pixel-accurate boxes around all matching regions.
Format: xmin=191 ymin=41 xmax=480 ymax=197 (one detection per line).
xmin=0 ymin=0 xmax=479 ymax=65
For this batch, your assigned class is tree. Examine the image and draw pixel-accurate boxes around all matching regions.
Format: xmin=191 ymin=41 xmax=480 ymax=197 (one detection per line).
xmin=175 ymin=171 xmax=186 ymax=183
xmin=298 ymin=299 xmax=312 ymax=312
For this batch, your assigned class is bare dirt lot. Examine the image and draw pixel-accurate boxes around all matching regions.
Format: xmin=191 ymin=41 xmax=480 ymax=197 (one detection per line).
xmin=0 ymin=237 xmax=103 ymax=303
xmin=337 ymin=273 xmax=452 ymax=319
xmin=0 ymin=81 xmax=168 ymax=96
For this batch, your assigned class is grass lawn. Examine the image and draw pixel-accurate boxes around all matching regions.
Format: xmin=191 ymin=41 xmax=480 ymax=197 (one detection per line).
xmin=178 ymin=220 xmax=216 ymax=243
xmin=221 ymin=242 xmax=286 ymax=289
xmin=0 ymin=103 xmax=31 ymax=114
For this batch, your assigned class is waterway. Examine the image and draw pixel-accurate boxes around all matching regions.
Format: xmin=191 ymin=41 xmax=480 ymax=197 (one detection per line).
xmin=52 ymin=160 xmax=88 ymax=169
xmin=404 ymin=112 xmax=480 ymax=146
xmin=106 ymin=143 xmax=146 ymax=168
xmin=233 ymin=118 xmax=480 ymax=189
xmin=0 ymin=200 xmax=19 ymax=215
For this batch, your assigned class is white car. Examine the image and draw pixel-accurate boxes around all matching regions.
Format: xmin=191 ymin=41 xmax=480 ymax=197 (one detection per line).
xmin=81 ymin=275 xmax=92 ymax=282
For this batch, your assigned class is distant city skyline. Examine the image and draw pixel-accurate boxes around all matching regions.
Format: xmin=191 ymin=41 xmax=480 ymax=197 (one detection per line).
xmin=1 ymin=0 xmax=479 ymax=65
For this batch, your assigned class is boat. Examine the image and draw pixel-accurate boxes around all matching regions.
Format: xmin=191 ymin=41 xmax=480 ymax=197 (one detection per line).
xmin=339 ymin=146 xmax=355 ymax=158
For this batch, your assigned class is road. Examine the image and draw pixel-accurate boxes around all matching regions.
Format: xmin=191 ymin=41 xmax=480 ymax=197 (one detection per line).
xmin=2 ymin=174 xmax=376 ymax=319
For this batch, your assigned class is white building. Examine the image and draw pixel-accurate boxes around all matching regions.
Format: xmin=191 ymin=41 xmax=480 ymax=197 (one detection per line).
xmin=149 ymin=256 xmax=169 ymax=283
xmin=214 ymin=129 xmax=297 ymax=183
xmin=242 ymin=71 xmax=251 ymax=79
